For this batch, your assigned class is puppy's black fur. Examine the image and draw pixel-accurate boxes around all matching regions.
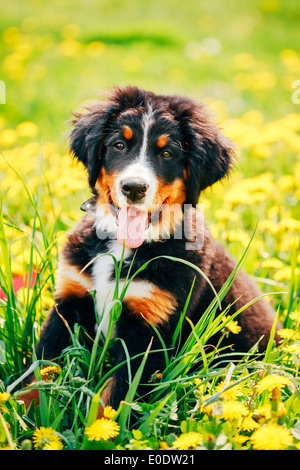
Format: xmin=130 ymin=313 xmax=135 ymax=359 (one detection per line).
xmin=34 ymin=87 xmax=280 ymax=409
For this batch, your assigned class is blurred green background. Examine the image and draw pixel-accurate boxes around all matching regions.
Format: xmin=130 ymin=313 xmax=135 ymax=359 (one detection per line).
xmin=1 ymin=0 xmax=299 ymax=143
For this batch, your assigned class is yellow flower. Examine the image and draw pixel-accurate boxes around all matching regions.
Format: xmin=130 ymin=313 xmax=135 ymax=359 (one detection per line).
xmin=220 ymin=400 xmax=249 ymax=421
xmin=258 ymin=220 xmax=278 ymax=234
xmin=238 ymin=415 xmax=259 ymax=432
xmin=223 ymin=229 xmax=250 ymax=246
xmin=17 ymin=121 xmax=38 ymax=138
xmin=253 ymin=404 xmax=272 ymax=423
xmin=250 ymin=423 xmax=293 ymax=450
xmin=261 ymin=258 xmax=284 ymax=269
xmin=255 ymin=374 xmax=291 ymax=394
xmin=283 ymin=344 xmax=300 ymax=356
xmin=215 ymin=379 xmax=243 ymax=401
xmin=252 ymin=403 xmax=287 ymax=422
xmin=160 ymin=441 xmax=169 ymax=450
xmin=0 ymin=392 xmax=10 ymax=403
xmin=215 ymin=208 xmax=239 ymax=222
xmin=172 ymin=432 xmax=202 ymax=450
xmin=58 ymin=39 xmax=82 ymax=57
xmin=274 ymin=267 xmax=299 ymax=282
xmin=279 ymin=217 xmax=300 ymax=232
xmin=0 ymin=129 xmax=18 ymax=146
xmin=289 ymin=310 xmax=300 ymax=323
xmin=103 ymin=406 xmax=117 ymax=419
xmin=200 ymin=396 xmax=216 ymax=416
xmin=278 ymin=329 xmax=300 ymax=341
xmin=84 ymin=419 xmax=120 ymax=441
xmin=32 ymin=427 xmax=63 ymax=450
xmin=40 ymin=366 xmax=61 ymax=382
xmin=277 ymin=175 xmax=295 ymax=191
xmin=221 ymin=317 xmax=242 ymax=335
xmin=234 ymin=434 xmax=250 ymax=444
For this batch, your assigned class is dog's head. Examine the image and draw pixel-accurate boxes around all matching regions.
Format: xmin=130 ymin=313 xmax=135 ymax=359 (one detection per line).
xmin=70 ymin=86 xmax=234 ymax=248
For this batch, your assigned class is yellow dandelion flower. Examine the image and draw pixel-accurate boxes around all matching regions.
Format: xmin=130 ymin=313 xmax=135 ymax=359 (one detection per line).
xmin=220 ymin=400 xmax=249 ymax=421
xmin=258 ymin=219 xmax=278 ymax=234
xmin=194 ymin=378 xmax=202 ymax=387
xmin=254 ymin=402 xmax=287 ymax=421
xmin=278 ymin=175 xmax=295 ymax=191
xmin=44 ymin=440 xmax=64 ymax=450
xmin=276 ymin=403 xmax=287 ymax=418
xmin=17 ymin=121 xmax=38 ymax=138
xmin=261 ymin=258 xmax=284 ymax=269
xmin=103 ymin=406 xmax=117 ymax=420
xmin=223 ymin=229 xmax=250 ymax=246
xmin=0 ymin=129 xmax=18 ymax=146
xmin=289 ymin=310 xmax=300 ymax=323
xmin=40 ymin=366 xmax=61 ymax=382
xmin=234 ymin=434 xmax=250 ymax=444
xmin=172 ymin=432 xmax=202 ymax=450
xmin=283 ymin=344 xmax=300 ymax=356
xmin=279 ymin=217 xmax=300 ymax=231
xmin=200 ymin=396 xmax=216 ymax=416
xmin=253 ymin=405 xmax=269 ymax=423
xmin=215 ymin=208 xmax=239 ymax=222
xmin=238 ymin=415 xmax=259 ymax=432
xmin=215 ymin=379 xmax=243 ymax=401
xmin=160 ymin=441 xmax=169 ymax=450
xmin=32 ymin=427 xmax=63 ymax=450
xmin=250 ymin=423 xmax=293 ymax=450
xmin=0 ymin=392 xmax=10 ymax=402
xmin=221 ymin=317 xmax=242 ymax=335
xmin=58 ymin=39 xmax=82 ymax=57
xmin=84 ymin=419 xmax=120 ymax=441
xmin=278 ymin=328 xmax=300 ymax=341
xmin=255 ymin=374 xmax=291 ymax=394
xmin=273 ymin=267 xmax=294 ymax=282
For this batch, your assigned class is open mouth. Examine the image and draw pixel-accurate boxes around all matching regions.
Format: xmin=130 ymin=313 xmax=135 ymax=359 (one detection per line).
xmin=108 ymin=192 xmax=168 ymax=248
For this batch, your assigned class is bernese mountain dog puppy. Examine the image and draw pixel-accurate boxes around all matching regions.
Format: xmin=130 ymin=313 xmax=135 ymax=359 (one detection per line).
xmin=34 ymin=86 xmax=280 ymax=410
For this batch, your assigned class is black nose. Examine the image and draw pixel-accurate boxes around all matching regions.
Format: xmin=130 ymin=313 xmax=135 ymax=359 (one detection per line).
xmin=121 ymin=180 xmax=149 ymax=202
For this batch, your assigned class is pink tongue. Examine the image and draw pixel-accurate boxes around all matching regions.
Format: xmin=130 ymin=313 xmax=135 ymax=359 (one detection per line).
xmin=117 ymin=206 xmax=148 ymax=248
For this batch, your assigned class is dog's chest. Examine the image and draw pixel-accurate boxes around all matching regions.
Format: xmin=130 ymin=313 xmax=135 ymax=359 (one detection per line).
xmin=91 ymin=240 xmax=154 ymax=337
xmin=91 ymin=241 xmax=129 ymax=335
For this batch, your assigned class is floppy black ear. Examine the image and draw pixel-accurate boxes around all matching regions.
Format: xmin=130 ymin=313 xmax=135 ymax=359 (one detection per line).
xmin=184 ymin=109 xmax=235 ymax=207
xmin=69 ymin=102 xmax=117 ymax=188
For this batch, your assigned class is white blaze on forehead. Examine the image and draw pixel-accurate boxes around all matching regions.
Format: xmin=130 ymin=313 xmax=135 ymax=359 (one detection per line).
xmin=138 ymin=106 xmax=155 ymax=161
xmin=114 ymin=106 xmax=157 ymax=210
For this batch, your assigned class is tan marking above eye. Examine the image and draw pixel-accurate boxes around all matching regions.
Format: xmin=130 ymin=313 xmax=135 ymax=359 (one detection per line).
xmin=123 ymin=125 xmax=133 ymax=140
xmin=157 ymin=134 xmax=169 ymax=148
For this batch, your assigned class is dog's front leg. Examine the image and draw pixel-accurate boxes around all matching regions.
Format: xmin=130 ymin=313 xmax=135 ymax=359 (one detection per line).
xmin=36 ymin=294 xmax=96 ymax=360
xmin=21 ymin=294 xmax=96 ymax=408
xmin=100 ymin=309 xmax=174 ymax=412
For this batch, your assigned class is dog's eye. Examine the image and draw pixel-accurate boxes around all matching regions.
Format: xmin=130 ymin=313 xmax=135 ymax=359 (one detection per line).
xmin=161 ymin=150 xmax=172 ymax=159
xmin=114 ymin=142 xmax=125 ymax=150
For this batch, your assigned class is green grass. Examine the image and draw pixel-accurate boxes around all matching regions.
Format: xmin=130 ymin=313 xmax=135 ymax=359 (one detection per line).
xmin=0 ymin=0 xmax=300 ymax=451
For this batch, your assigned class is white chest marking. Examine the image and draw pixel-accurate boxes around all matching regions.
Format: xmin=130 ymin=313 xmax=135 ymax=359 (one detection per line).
xmin=92 ymin=240 xmax=153 ymax=336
